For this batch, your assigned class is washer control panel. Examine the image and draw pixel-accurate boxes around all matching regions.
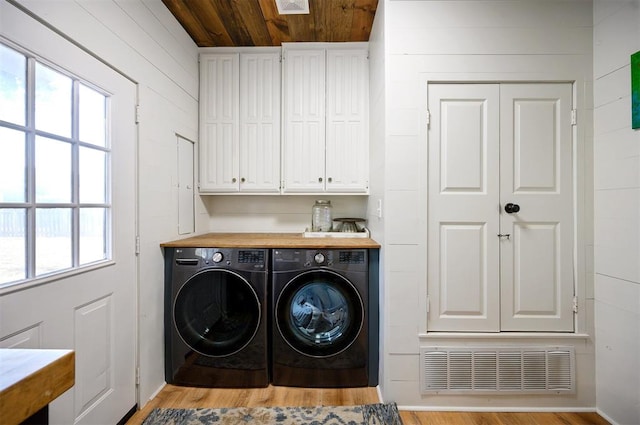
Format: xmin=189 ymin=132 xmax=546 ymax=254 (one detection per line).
xmin=272 ymin=249 xmax=367 ymax=272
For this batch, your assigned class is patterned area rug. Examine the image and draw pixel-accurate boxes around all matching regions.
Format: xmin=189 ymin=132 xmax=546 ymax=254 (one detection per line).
xmin=141 ymin=403 xmax=403 ymax=425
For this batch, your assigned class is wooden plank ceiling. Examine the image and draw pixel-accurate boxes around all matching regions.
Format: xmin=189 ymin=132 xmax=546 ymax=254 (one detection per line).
xmin=162 ymin=0 xmax=379 ymax=47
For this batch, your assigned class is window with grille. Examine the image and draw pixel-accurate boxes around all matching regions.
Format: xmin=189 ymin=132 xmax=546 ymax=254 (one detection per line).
xmin=0 ymin=41 xmax=111 ymax=287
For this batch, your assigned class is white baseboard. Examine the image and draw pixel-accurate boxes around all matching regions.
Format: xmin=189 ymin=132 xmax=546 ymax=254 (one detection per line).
xmin=596 ymin=408 xmax=621 ymax=425
xmin=397 ymin=405 xmax=597 ymax=413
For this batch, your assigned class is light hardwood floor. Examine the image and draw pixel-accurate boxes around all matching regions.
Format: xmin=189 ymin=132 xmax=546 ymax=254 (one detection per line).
xmin=125 ymin=385 xmax=610 ymax=425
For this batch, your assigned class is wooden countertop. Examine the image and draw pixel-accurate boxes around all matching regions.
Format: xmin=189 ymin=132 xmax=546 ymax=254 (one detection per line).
xmin=161 ymin=232 xmax=381 ymax=249
xmin=0 ymin=349 xmax=75 ymax=425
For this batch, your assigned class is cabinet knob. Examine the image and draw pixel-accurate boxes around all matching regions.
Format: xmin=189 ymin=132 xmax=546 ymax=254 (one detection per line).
xmin=318 ymin=177 xmax=323 ymax=183
xmin=328 ymin=177 xmax=332 ymax=183
xmin=240 ymin=177 xmax=246 ymax=183
xmin=232 ymin=177 xmax=237 ymax=183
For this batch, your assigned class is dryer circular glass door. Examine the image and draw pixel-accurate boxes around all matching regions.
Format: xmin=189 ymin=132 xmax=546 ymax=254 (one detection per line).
xmin=276 ymin=270 xmax=364 ymax=358
xmin=174 ymin=269 xmax=260 ymax=357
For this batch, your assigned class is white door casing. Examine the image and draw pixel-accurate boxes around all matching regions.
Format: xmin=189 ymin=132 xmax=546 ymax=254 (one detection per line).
xmin=0 ymin=3 xmax=137 ymax=423
xmin=427 ymin=82 xmax=574 ymax=333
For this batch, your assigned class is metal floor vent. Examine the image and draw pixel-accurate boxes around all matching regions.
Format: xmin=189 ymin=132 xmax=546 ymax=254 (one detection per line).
xmin=420 ymin=346 xmax=575 ymax=395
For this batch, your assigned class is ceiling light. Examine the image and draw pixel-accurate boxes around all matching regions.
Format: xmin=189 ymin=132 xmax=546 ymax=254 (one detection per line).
xmin=275 ymin=0 xmax=310 ymax=15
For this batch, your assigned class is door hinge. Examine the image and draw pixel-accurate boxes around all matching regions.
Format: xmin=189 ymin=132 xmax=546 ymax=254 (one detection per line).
xmin=135 ymin=105 xmax=141 ymax=124
xmin=426 ymin=295 xmax=430 ymax=314
xmin=571 ymin=109 xmax=577 ymax=126
xmin=135 ymin=367 xmax=140 ymax=386
xmin=135 ymin=236 xmax=140 ymax=255
xmin=426 ymin=109 xmax=431 ymax=127
xmin=572 ymin=296 xmax=578 ymax=313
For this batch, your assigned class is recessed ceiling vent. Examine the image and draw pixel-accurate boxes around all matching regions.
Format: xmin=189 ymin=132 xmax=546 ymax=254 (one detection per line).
xmin=276 ymin=0 xmax=310 ymax=15
xmin=420 ymin=346 xmax=575 ymax=395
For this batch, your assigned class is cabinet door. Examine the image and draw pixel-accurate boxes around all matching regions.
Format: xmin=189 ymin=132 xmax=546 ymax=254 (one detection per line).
xmin=239 ymin=52 xmax=281 ymax=193
xmin=326 ymin=49 xmax=369 ymax=193
xmin=499 ymin=83 xmax=574 ymax=332
xmin=199 ymin=53 xmax=239 ymax=192
xmin=427 ymin=83 xmax=575 ymax=333
xmin=282 ymin=48 xmax=326 ymax=193
xmin=427 ymin=84 xmax=501 ymax=332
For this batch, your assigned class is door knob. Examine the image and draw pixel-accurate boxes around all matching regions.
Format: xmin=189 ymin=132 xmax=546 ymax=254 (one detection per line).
xmin=504 ymin=203 xmax=520 ymax=214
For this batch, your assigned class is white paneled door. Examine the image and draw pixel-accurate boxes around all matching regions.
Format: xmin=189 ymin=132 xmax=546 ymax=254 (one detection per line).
xmin=0 ymin=3 xmax=137 ymax=424
xmin=427 ymin=83 xmax=574 ymax=332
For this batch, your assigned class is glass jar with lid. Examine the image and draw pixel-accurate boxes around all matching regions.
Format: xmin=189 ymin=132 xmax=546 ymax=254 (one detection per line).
xmin=311 ymin=200 xmax=333 ymax=232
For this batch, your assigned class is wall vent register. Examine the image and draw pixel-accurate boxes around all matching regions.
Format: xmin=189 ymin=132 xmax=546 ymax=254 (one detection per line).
xmin=420 ymin=346 xmax=575 ymax=395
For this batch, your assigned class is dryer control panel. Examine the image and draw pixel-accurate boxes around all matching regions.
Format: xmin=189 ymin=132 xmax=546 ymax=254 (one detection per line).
xmin=174 ymin=247 xmax=267 ymax=271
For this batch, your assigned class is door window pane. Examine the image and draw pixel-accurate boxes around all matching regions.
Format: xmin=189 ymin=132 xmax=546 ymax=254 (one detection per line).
xmin=0 ymin=127 xmax=26 ymax=202
xmin=0 ymin=44 xmax=26 ymax=126
xmin=0 ymin=209 xmax=26 ymax=283
xmin=35 ymin=208 xmax=72 ymax=276
xmin=35 ymin=63 xmax=72 ymax=137
xmin=80 ymin=207 xmax=106 ymax=264
xmin=36 ymin=136 xmax=71 ymax=203
xmin=79 ymin=147 xmax=106 ymax=204
xmin=79 ymin=84 xmax=107 ymax=147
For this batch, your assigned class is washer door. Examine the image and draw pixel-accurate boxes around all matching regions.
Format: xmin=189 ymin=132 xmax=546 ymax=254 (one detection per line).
xmin=174 ymin=269 xmax=260 ymax=357
xmin=276 ymin=270 xmax=364 ymax=358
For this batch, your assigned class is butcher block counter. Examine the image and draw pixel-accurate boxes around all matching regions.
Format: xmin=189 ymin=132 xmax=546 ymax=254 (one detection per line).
xmin=0 ymin=349 xmax=74 ymax=424
xmin=160 ymin=232 xmax=380 ymax=249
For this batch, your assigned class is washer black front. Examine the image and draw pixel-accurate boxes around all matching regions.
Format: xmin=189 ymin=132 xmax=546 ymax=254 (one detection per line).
xmin=165 ymin=247 xmax=269 ymax=388
xmin=271 ymin=248 xmax=374 ymax=388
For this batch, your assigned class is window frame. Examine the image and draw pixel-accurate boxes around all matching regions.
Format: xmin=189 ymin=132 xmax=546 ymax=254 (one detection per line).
xmin=0 ymin=39 xmax=113 ymax=290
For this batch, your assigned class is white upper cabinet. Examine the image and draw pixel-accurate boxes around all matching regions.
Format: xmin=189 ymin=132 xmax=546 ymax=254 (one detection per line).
xmin=199 ymin=53 xmax=239 ymax=192
xmin=199 ymin=49 xmax=281 ymax=193
xmin=325 ymin=48 xmax=369 ymax=193
xmin=282 ymin=43 xmax=369 ymax=194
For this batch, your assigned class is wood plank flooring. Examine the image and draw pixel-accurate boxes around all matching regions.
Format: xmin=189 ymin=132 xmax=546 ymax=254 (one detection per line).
xmin=125 ymin=385 xmax=610 ymax=425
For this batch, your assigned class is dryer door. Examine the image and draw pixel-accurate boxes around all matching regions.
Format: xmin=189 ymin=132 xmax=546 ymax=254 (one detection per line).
xmin=174 ymin=269 xmax=260 ymax=357
xmin=276 ymin=270 xmax=364 ymax=358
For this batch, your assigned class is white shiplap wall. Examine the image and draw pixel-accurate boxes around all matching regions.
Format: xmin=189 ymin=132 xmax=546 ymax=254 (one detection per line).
xmin=367 ymin=0 xmax=387 ymax=391
xmin=593 ymin=1 xmax=640 ymax=424
xmin=372 ymin=0 xmax=595 ymax=409
xmin=10 ymin=0 xmax=202 ymax=406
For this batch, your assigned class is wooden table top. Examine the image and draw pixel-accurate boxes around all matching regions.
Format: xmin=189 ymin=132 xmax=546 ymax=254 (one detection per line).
xmin=160 ymin=232 xmax=381 ymax=249
xmin=0 ymin=349 xmax=75 ymax=425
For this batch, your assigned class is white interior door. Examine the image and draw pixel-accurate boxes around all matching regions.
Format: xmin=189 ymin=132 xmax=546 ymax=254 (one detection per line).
xmin=499 ymin=83 xmax=574 ymax=331
xmin=427 ymin=82 xmax=574 ymax=333
xmin=427 ymin=84 xmax=501 ymax=331
xmin=0 ymin=3 xmax=137 ymax=424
